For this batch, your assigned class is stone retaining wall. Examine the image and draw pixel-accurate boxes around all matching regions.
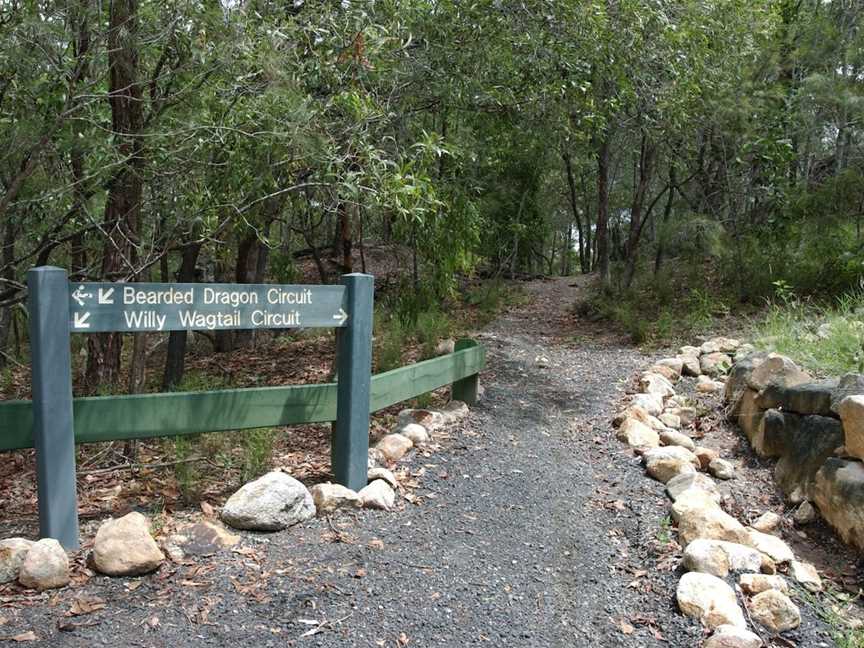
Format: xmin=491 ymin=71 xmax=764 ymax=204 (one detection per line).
xmin=725 ymin=352 xmax=864 ymax=550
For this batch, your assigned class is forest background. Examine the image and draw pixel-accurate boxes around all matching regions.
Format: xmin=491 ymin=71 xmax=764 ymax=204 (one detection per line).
xmin=1 ymin=0 xmax=863 ymax=394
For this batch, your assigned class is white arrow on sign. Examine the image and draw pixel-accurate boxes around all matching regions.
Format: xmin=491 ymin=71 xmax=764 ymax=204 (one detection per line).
xmin=333 ymin=308 xmax=348 ymax=325
xmin=98 ymin=287 xmax=115 ymax=304
xmin=73 ymin=312 xmax=91 ymax=329
xmin=71 ymin=285 xmax=92 ymax=307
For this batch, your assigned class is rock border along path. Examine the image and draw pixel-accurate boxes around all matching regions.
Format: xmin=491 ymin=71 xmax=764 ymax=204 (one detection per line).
xmin=612 ymin=336 xmax=850 ymax=646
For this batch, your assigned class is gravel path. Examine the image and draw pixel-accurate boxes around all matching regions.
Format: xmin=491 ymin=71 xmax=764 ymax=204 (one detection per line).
xmin=0 ymin=278 xmax=732 ymax=646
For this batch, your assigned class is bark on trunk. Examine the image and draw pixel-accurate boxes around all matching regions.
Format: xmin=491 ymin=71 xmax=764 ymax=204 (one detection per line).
xmin=623 ymin=135 xmax=657 ymax=288
xmin=86 ymin=0 xmax=143 ymax=390
xmin=162 ymin=241 xmax=202 ymax=390
xmin=595 ymin=136 xmax=611 ymax=288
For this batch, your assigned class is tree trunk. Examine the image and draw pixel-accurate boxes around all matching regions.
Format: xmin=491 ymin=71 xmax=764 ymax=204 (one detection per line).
xmin=162 ymin=241 xmax=202 ymax=390
xmin=233 ymin=230 xmax=259 ymax=349
xmin=0 ymin=220 xmax=15 ymax=369
xmin=595 ymin=135 xmax=611 ymax=288
xmin=623 ymin=135 xmax=657 ymax=288
xmin=563 ymin=152 xmax=587 ymax=275
xmin=86 ymin=0 xmax=143 ymax=391
xmin=654 ymin=165 xmax=677 ymax=275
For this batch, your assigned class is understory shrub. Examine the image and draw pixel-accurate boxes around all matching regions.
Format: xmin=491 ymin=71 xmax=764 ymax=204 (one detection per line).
xmin=755 ymin=284 xmax=864 ymax=375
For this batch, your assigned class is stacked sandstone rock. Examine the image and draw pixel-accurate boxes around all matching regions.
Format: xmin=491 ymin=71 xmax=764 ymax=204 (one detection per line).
xmin=725 ymin=352 xmax=864 ymax=550
xmin=613 ymin=337 xmax=823 ymax=646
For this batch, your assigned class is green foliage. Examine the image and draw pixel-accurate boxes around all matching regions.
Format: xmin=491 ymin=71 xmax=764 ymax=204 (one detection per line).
xmin=375 ymin=316 xmax=406 ymax=374
xmin=239 ymin=428 xmax=276 ymax=483
xmin=415 ymin=310 xmax=452 ymax=360
xmin=171 ymin=434 xmax=201 ymax=504
xmin=756 ymin=287 xmax=864 ymax=375
xmin=579 ymin=269 xmax=734 ymax=346
xmin=795 ymin=583 xmax=864 ymax=648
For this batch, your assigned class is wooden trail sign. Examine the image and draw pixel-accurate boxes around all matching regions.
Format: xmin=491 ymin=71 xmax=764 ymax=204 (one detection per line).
xmin=68 ymin=282 xmax=349 ymax=332
xmin=27 ymin=267 xmax=374 ymax=549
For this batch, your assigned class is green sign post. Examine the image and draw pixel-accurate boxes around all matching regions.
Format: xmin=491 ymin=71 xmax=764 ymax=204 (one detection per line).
xmin=27 ymin=267 xmax=374 ymax=549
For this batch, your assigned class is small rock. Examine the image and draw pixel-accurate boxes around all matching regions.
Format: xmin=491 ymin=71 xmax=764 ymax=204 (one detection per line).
xmin=375 ymin=433 xmax=414 ymax=462
xmin=310 ymin=483 xmax=361 ymax=515
xmin=701 ymin=353 xmax=733 ymax=377
xmin=181 ymin=521 xmax=240 ymax=557
xmin=395 ymin=423 xmax=429 ymax=445
xmin=435 ymin=339 xmax=455 ymax=355
xmin=704 ymin=624 xmax=763 ymax=648
xmin=367 ymin=467 xmax=398 ymax=488
xmin=441 ymin=400 xmax=470 ymax=422
xmin=631 ymin=393 xmax=664 ymax=416
xmin=788 ymin=485 xmax=806 ymax=505
xmin=676 ymin=571 xmax=746 ymax=629
xmin=368 ymin=448 xmax=387 ymax=468
xmin=0 ymin=538 xmax=34 ymax=584
xmin=655 ymin=357 xmax=684 ymax=376
xmin=91 ymin=512 xmax=164 ymax=576
xmin=672 ymin=490 xmax=750 ymax=547
xmin=751 ymin=511 xmax=782 ymax=534
xmin=616 ymin=417 xmax=660 ymax=448
xmin=680 ymin=345 xmax=702 ymax=357
xmin=697 ymin=375 xmax=724 ymax=393
xmin=793 ymin=501 xmax=816 ymax=525
xmin=695 ymin=447 xmax=721 ymax=471
xmin=749 ymin=590 xmax=801 ymax=632
xmin=358 ymin=480 xmax=396 ymax=510
xmin=702 ymin=337 xmax=740 ymax=354
xmin=18 ymin=539 xmax=69 ymax=590
xmin=643 ymin=446 xmax=700 ymax=483
xmin=682 ymin=539 xmax=763 ymax=577
xmin=640 ymin=372 xmax=676 ymax=398
xmin=680 ymin=355 xmax=702 ymax=377
xmin=659 ymin=412 xmax=681 ymax=429
xmin=650 ymin=364 xmax=680 ymax=382
xmin=659 ymin=429 xmax=696 ymax=451
xmin=745 ymin=528 xmax=795 ymax=563
xmin=397 ymin=408 xmax=447 ymax=431
xmin=734 ymin=344 xmax=756 ymax=361
xmin=739 ymin=573 xmax=788 ymax=595
xmin=221 ymin=471 xmax=315 ymax=532
xmin=709 ymin=458 xmax=735 ymax=480
xmin=666 ymin=472 xmax=722 ymax=503
xmin=789 ymin=560 xmax=822 ymax=592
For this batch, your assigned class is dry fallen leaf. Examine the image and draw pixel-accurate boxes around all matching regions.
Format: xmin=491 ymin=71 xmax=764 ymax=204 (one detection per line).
xmin=68 ymin=594 xmax=106 ymax=616
xmin=11 ymin=631 xmax=37 ymax=642
xmin=619 ymin=620 xmax=634 ymax=635
xmin=200 ymin=501 xmax=215 ymax=518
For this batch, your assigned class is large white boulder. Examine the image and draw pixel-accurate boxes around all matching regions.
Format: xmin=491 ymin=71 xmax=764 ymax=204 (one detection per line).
xmin=221 ymin=471 xmax=315 ymax=531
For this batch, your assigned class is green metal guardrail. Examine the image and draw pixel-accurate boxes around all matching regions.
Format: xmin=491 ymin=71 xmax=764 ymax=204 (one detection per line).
xmin=0 ymin=338 xmax=485 ymax=451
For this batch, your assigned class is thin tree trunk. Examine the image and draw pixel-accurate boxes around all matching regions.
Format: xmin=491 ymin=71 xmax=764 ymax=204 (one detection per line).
xmin=86 ymin=0 xmax=143 ymax=390
xmin=623 ymin=135 xmax=657 ymax=288
xmin=563 ymin=152 xmax=587 ymax=274
xmin=162 ymin=241 xmax=202 ymax=390
xmin=595 ymin=135 xmax=611 ymax=288
xmin=0 ymin=221 xmax=15 ymax=369
xmin=654 ymin=165 xmax=677 ymax=275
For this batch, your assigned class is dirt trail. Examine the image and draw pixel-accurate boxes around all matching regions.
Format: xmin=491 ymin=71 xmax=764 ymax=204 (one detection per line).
xmin=0 ymin=277 xmax=835 ymax=646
